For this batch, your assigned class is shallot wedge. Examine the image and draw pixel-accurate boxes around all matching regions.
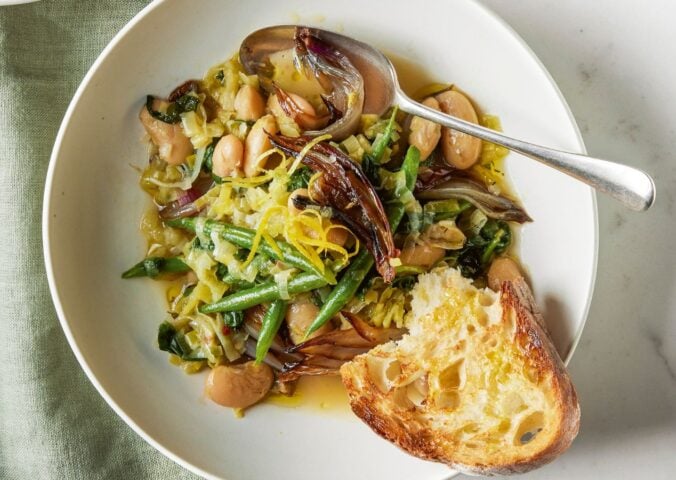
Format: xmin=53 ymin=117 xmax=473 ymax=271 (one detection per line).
xmin=280 ymin=313 xmax=405 ymax=380
xmin=418 ymin=177 xmax=532 ymax=223
xmin=270 ymin=134 xmax=399 ymax=281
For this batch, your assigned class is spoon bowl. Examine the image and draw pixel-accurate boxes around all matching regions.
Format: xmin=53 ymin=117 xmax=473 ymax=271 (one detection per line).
xmin=240 ymin=25 xmax=396 ymax=116
xmin=241 ymin=25 xmax=655 ymax=211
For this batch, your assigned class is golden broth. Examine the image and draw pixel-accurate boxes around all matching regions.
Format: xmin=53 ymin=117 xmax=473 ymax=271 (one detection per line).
xmin=387 ymin=52 xmax=442 ymax=98
xmin=267 ymin=375 xmax=352 ymax=415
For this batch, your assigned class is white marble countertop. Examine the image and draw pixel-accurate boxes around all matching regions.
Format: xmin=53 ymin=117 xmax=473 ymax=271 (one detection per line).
xmin=457 ymin=1 xmax=676 ymax=478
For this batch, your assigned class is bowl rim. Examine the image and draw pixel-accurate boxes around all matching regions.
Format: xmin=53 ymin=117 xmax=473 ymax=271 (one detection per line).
xmin=41 ymin=1 xmax=598 ymax=478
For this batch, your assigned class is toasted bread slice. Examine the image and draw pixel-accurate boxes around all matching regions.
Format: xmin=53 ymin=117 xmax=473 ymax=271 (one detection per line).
xmin=341 ymin=268 xmax=580 ymax=475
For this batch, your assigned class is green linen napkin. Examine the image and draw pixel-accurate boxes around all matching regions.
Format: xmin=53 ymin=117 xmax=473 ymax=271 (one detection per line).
xmin=0 ymin=2 xmax=196 ymax=478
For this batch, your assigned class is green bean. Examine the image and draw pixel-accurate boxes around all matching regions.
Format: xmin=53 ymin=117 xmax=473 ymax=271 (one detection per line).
xmin=166 ymin=217 xmax=335 ymax=284
xmin=221 ymin=273 xmax=256 ymax=290
xmin=121 ymin=257 xmax=190 ymax=279
xmin=371 ymin=106 xmax=399 ymax=163
xmin=304 ymin=146 xmax=421 ymax=337
xmin=304 ymin=250 xmax=373 ymax=337
xmin=387 ymin=202 xmax=407 ymax=231
xmin=199 ymin=272 xmax=326 ymax=313
xmin=255 ymin=300 xmax=287 ymax=364
xmin=401 ymin=145 xmax=421 ymax=193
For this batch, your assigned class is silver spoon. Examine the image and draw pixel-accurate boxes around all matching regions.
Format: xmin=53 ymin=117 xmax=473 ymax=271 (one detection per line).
xmin=241 ymin=26 xmax=656 ymax=211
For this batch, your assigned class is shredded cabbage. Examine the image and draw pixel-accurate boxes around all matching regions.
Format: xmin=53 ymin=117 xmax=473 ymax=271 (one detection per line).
xmin=181 ymin=109 xmax=225 ymax=149
xmin=340 ymin=134 xmax=371 ymax=162
xmin=274 ymin=269 xmax=293 ymax=300
xmin=183 ymin=245 xmax=227 ymax=303
xmin=468 ymin=209 xmax=489 ymax=237
xmin=348 ymin=279 xmax=410 ymax=329
xmin=146 ymin=148 xmax=206 ymax=191
xmin=202 ymin=55 xmax=244 ymax=111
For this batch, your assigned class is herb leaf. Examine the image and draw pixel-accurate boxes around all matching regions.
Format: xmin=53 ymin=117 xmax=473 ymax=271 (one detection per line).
xmin=223 ymin=310 xmax=244 ymax=329
xmin=175 ymin=94 xmax=199 ymax=113
xmin=371 ymin=106 xmax=399 ymax=163
xmin=455 ymin=219 xmax=512 ymax=279
xmin=158 ymin=322 xmax=204 ymax=361
xmin=146 ymin=93 xmax=200 ymax=124
xmin=361 ymin=153 xmax=381 ymax=186
xmin=287 ymin=166 xmax=313 ymax=191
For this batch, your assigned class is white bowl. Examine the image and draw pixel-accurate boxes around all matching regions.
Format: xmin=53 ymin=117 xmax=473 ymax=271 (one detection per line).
xmin=43 ymin=0 xmax=597 ymax=479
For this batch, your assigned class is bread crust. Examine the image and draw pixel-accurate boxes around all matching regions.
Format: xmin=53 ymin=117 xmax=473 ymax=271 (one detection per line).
xmin=340 ymin=277 xmax=580 ymax=476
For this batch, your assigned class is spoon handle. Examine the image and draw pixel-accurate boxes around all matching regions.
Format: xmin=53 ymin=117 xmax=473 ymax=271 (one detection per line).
xmin=396 ymin=91 xmax=656 ymax=211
